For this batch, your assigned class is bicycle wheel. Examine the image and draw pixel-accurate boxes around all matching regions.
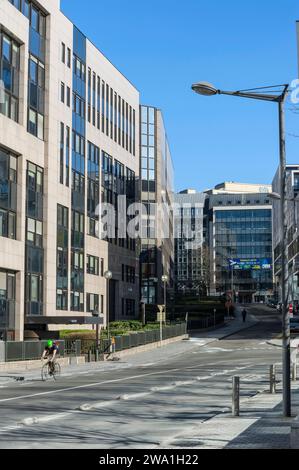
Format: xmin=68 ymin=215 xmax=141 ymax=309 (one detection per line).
xmin=53 ymin=362 xmax=61 ymax=381
xmin=41 ymin=364 xmax=50 ymax=382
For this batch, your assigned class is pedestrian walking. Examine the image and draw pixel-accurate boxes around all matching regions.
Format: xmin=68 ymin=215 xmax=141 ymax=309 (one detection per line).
xmin=242 ymin=308 xmax=247 ymax=323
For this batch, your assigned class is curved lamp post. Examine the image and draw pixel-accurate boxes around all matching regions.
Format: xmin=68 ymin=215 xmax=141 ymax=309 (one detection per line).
xmin=104 ymin=270 xmax=113 ymax=351
xmin=162 ymin=274 xmax=169 ymax=322
xmin=192 ymin=81 xmax=291 ymax=417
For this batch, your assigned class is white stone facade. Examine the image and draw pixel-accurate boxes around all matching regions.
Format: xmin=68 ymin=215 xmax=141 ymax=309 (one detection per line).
xmin=0 ymin=0 xmax=140 ymax=340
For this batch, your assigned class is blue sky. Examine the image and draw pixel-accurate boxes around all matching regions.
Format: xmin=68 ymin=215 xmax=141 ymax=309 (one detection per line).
xmin=61 ymin=0 xmax=299 ymax=193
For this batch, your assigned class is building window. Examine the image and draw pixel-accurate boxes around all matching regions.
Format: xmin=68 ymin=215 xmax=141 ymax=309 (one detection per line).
xmin=87 ymin=255 xmax=99 ymax=276
xmin=0 ymin=148 xmax=17 ymax=240
xmin=66 ymin=86 xmax=70 ymax=107
xmin=28 ymin=54 xmax=45 ymax=139
xmin=25 ymin=273 xmax=43 ymax=316
xmin=87 ymin=293 xmax=99 ymax=313
xmin=26 ymin=217 xmax=43 ymax=247
xmin=0 ymin=32 xmax=20 ymax=122
xmin=56 ymin=204 xmax=68 ymax=311
xmin=61 ymin=42 xmax=65 ymax=63
xmin=67 ymin=48 xmax=71 ymax=68
xmin=61 ymin=82 xmax=65 ymax=103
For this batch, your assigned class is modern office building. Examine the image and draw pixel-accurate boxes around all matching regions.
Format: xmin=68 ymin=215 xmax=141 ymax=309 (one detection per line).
xmin=205 ymin=183 xmax=273 ymax=303
xmin=272 ymin=165 xmax=299 ymax=303
xmin=0 ymin=0 xmax=140 ymax=340
xmin=174 ymin=190 xmax=206 ymax=295
xmin=140 ymin=105 xmax=174 ymax=307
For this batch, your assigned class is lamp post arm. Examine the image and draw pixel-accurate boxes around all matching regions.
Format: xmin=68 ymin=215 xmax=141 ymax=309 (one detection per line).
xmin=218 ymin=90 xmax=281 ymax=102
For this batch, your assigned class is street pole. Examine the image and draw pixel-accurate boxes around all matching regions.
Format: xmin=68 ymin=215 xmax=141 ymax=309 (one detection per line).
xmin=107 ymin=278 xmax=110 ymax=352
xmin=164 ymin=282 xmax=167 ymax=324
xmin=191 ymin=81 xmax=291 ymax=417
xmin=279 ymin=97 xmax=291 ymax=417
xmin=231 ymin=266 xmax=234 ymax=304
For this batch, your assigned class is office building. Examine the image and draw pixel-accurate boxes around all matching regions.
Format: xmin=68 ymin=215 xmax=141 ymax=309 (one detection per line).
xmin=174 ymin=190 xmax=206 ymax=295
xmin=205 ymin=182 xmax=273 ymax=303
xmin=272 ymin=165 xmax=299 ymax=303
xmin=0 ymin=0 xmax=140 ymax=340
xmin=140 ymin=105 xmax=174 ymax=307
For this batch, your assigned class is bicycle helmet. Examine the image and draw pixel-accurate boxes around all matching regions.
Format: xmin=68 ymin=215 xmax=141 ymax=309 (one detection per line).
xmin=47 ymin=340 xmax=53 ymax=348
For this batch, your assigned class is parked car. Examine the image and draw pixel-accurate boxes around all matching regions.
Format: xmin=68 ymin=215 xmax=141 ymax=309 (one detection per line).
xmin=290 ymin=317 xmax=299 ymax=334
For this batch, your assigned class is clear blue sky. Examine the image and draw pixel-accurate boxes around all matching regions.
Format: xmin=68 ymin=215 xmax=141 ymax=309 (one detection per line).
xmin=61 ymin=0 xmax=299 ymax=193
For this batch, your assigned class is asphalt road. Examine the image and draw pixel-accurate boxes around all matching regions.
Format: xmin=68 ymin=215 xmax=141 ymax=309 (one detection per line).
xmin=0 ymin=305 xmax=286 ymax=449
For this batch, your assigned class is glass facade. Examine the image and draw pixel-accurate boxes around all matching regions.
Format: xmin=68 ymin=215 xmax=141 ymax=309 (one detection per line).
xmin=25 ymin=162 xmax=44 ymax=316
xmin=141 ymin=106 xmax=156 ymax=194
xmin=0 ymin=148 xmax=17 ymax=240
xmin=0 ymin=32 xmax=20 ymax=122
xmin=70 ymin=27 xmax=86 ymax=312
xmin=214 ymin=209 xmax=273 ymax=301
xmin=57 ymin=205 xmax=69 ymax=310
xmin=0 ymin=270 xmax=16 ymax=340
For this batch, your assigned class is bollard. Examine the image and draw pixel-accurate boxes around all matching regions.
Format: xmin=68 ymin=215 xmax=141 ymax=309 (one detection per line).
xmin=292 ymin=362 xmax=297 ymax=382
xmin=88 ymin=350 xmax=92 ymax=363
xmin=232 ymin=376 xmax=240 ymax=417
xmin=270 ymin=365 xmax=276 ymax=394
xmin=95 ymin=349 xmax=99 ymax=362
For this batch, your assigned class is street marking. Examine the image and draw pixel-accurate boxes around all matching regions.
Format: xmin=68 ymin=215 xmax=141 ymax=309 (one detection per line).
xmin=0 ymin=368 xmax=182 ymax=404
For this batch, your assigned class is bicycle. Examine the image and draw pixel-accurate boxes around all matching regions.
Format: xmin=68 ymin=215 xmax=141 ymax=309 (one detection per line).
xmin=41 ymin=359 xmax=61 ymax=381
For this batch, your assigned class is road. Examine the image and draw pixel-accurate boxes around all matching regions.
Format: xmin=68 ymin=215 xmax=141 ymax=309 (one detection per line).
xmin=0 ymin=305 xmax=289 ymax=449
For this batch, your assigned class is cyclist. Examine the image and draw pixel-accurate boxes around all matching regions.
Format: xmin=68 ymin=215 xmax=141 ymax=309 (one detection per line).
xmin=41 ymin=340 xmax=59 ymax=375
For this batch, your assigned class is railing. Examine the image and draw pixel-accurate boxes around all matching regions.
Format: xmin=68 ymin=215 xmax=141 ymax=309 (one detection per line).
xmin=80 ymin=323 xmax=187 ymax=359
xmin=3 ymin=340 xmax=66 ymax=362
xmin=1 ymin=324 xmax=187 ymax=362
xmin=187 ymin=313 xmax=224 ymax=330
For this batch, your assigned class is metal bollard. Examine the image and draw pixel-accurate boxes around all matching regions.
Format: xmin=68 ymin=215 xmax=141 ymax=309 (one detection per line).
xmin=270 ymin=365 xmax=276 ymax=394
xmin=95 ymin=349 xmax=99 ymax=362
xmin=232 ymin=376 xmax=240 ymax=417
xmin=292 ymin=362 xmax=297 ymax=382
xmin=88 ymin=350 xmax=92 ymax=363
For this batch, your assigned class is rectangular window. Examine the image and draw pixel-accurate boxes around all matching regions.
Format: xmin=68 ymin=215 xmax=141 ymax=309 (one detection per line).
xmin=59 ymin=122 xmax=64 ymax=184
xmin=61 ymin=82 xmax=65 ymax=103
xmin=67 ymin=48 xmax=71 ymax=68
xmin=87 ymin=255 xmax=99 ymax=276
xmin=0 ymin=33 xmax=20 ymax=122
xmin=61 ymin=42 xmax=65 ymax=63
xmin=87 ymin=293 xmax=99 ymax=313
xmin=66 ymin=86 xmax=71 ymax=107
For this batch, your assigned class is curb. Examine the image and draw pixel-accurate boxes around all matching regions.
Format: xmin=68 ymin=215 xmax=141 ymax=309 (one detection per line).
xmin=266 ymin=341 xmax=282 ymax=348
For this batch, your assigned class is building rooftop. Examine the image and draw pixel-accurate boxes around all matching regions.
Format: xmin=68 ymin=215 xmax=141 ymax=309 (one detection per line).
xmin=208 ymin=182 xmax=272 ymax=195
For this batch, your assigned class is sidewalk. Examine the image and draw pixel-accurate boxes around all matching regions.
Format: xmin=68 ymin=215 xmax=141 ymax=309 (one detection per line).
xmin=189 ymin=305 xmax=258 ymax=343
xmin=165 ymin=381 xmax=299 ymax=449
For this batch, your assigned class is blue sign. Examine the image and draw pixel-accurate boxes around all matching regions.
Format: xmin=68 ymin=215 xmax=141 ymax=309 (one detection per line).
xmin=228 ymin=258 xmax=272 ymax=271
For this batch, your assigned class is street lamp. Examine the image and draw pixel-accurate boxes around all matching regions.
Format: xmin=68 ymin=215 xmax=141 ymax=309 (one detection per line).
xmin=104 ymin=270 xmax=113 ymax=351
xmin=192 ymin=81 xmax=291 ymax=417
xmin=162 ymin=274 xmax=169 ymax=322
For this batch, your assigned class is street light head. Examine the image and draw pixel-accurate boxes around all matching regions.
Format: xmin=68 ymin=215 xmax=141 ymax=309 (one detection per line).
xmin=191 ymin=82 xmax=219 ymax=96
xmin=104 ymin=270 xmax=113 ymax=280
xmin=268 ymin=192 xmax=281 ymax=201
xmin=162 ymin=275 xmax=169 ymax=283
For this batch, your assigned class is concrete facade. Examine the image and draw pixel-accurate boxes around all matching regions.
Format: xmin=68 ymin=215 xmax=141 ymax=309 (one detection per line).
xmin=0 ymin=0 xmax=140 ymax=340
xmin=174 ymin=190 xmax=206 ymax=295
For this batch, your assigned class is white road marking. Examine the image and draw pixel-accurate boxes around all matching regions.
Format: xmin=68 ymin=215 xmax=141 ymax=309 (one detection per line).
xmin=0 ymin=368 xmax=182 ymax=404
